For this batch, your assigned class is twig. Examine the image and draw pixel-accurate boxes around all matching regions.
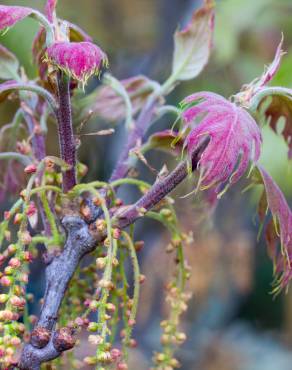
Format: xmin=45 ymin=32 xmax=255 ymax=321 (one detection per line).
xmin=56 ymin=72 xmax=77 ymax=193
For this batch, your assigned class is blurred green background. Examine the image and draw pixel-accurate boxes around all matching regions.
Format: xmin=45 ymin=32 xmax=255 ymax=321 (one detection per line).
xmin=1 ymin=0 xmax=292 ymax=369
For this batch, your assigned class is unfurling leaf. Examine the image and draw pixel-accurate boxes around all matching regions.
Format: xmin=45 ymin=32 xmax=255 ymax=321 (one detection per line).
xmin=255 ymin=166 xmax=292 ymax=292
xmin=181 ymin=92 xmax=262 ymax=190
xmin=234 ymin=37 xmax=292 ymax=158
xmin=67 ymin=22 xmax=92 ymax=43
xmin=236 ymin=37 xmax=285 ymax=104
xmin=172 ymin=0 xmax=214 ymax=81
xmin=32 ymin=21 xmax=92 ymax=81
xmin=0 ymin=45 xmax=19 ymax=80
xmin=145 ymin=130 xmax=184 ymax=156
xmin=256 ymin=36 xmax=284 ymax=90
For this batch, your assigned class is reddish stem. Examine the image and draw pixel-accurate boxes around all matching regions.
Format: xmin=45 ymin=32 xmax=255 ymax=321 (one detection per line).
xmin=56 ymin=72 xmax=77 ymax=192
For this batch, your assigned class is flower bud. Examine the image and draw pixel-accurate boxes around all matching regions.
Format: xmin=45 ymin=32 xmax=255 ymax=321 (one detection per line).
xmin=10 ymin=296 xmax=25 ymax=309
xmin=84 ymin=356 xmax=97 ymax=365
xmin=87 ymin=322 xmax=99 ymax=332
xmin=0 ymin=276 xmax=12 ymax=287
xmin=74 ymin=317 xmax=84 ymax=327
xmin=24 ymin=164 xmax=37 ymax=174
xmin=10 ymin=337 xmax=21 ymax=346
xmin=110 ymin=348 xmax=121 ymax=360
xmin=112 ymin=228 xmax=121 ymax=240
xmin=45 ymin=41 xmax=108 ymax=86
xmin=21 ymin=251 xmax=33 ymax=262
xmin=96 ymin=351 xmax=112 ymax=364
xmin=4 ymin=211 xmax=11 ymax=220
xmin=96 ymin=257 xmax=106 ymax=270
xmin=7 ymin=244 xmax=17 ymax=255
xmin=98 ymin=280 xmax=113 ymax=289
xmin=9 ymin=258 xmax=21 ymax=269
xmin=0 ymin=310 xmax=14 ymax=321
xmin=88 ymin=335 xmax=102 ymax=345
xmin=13 ymin=213 xmax=23 ymax=224
xmin=4 ymin=266 xmax=14 ymax=275
xmin=0 ymin=294 xmax=8 ymax=303
xmin=106 ymin=303 xmax=116 ymax=313
xmin=89 ymin=300 xmax=99 ymax=311
xmin=117 ymin=363 xmax=128 ymax=370
xmin=20 ymin=231 xmax=32 ymax=245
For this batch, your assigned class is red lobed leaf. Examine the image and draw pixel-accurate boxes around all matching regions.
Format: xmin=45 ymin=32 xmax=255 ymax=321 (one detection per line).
xmin=0 ymin=5 xmax=34 ymax=31
xmin=181 ymin=91 xmax=262 ymax=190
xmin=256 ymin=166 xmax=292 ymax=291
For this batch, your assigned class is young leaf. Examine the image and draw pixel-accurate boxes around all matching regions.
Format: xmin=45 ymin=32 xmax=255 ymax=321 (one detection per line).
xmin=181 ymin=92 xmax=262 ymax=189
xmin=255 ymin=166 xmax=292 ymax=291
xmin=252 ymin=87 xmax=292 ymax=159
xmin=0 ymin=45 xmax=19 ymax=80
xmin=256 ymin=36 xmax=284 ymax=90
xmin=236 ymin=37 xmax=285 ymax=105
xmin=32 ymin=22 xmax=92 ymax=81
xmin=67 ymin=21 xmax=93 ymax=43
xmin=235 ymin=38 xmax=292 ymax=158
xmin=171 ymin=0 xmax=214 ymax=81
xmin=145 ymin=130 xmax=184 ymax=156
xmin=0 ymin=5 xmax=54 ymax=45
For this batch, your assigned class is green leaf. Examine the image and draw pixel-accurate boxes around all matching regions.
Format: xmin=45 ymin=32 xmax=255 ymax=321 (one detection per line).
xmin=0 ymin=45 xmax=19 ymax=80
xmin=171 ymin=0 xmax=214 ymax=82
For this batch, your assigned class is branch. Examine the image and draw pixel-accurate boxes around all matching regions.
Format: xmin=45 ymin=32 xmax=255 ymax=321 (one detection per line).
xmin=114 ymin=139 xmax=208 ymax=228
xmin=56 ymin=72 xmax=77 ymax=193
xmin=19 ymin=140 xmax=208 ymax=370
xmin=19 ymin=217 xmax=96 ymax=369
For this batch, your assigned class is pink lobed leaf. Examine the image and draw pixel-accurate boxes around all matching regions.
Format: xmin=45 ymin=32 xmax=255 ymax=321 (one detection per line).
xmin=256 ymin=166 xmax=292 ymax=291
xmin=0 ymin=5 xmax=34 ymax=31
xmin=181 ymin=92 xmax=262 ymax=189
xmin=45 ymin=41 xmax=107 ymax=85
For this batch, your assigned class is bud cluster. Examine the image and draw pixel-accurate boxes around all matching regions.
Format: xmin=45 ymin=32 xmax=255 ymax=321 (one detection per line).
xmin=0 ymin=240 xmax=34 ymax=367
